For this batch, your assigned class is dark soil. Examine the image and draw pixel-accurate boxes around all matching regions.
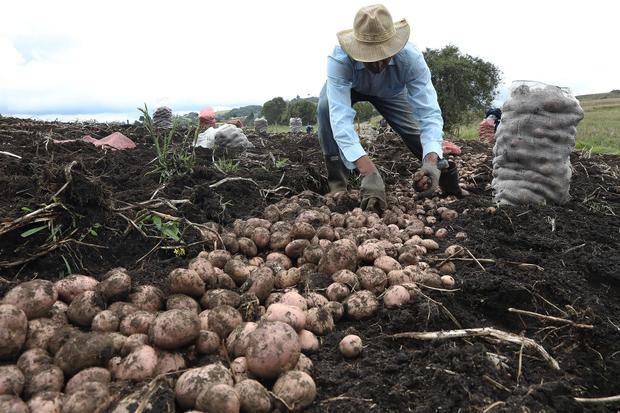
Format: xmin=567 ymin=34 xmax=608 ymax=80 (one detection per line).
xmin=1 ymin=116 xmax=619 ymax=412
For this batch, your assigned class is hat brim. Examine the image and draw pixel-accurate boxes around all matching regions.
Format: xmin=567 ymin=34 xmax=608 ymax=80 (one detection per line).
xmin=337 ymin=19 xmax=410 ymax=63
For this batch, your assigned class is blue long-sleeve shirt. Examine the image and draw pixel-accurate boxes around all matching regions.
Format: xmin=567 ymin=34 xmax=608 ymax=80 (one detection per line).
xmin=326 ymin=42 xmax=444 ymax=165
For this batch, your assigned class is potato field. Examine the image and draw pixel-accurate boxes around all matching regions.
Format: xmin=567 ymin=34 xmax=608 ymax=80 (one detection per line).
xmin=0 ymin=116 xmax=619 ymax=412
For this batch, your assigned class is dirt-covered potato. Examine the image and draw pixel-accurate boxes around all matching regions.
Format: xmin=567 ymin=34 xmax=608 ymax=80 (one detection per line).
xmin=0 ymin=365 xmax=24 ymax=395
xmin=0 ymin=304 xmax=28 ymax=359
xmin=269 ymin=231 xmax=293 ymax=251
xmin=64 ymin=367 xmax=111 ymax=394
xmin=54 ymin=274 xmax=99 ymax=303
xmin=441 ymin=275 xmax=456 ymax=288
xmin=200 ymin=289 xmax=241 ymax=310
xmin=302 ymin=244 xmax=324 ymax=264
xmin=62 ymin=381 xmax=111 ymax=413
xmin=318 ymin=239 xmax=358 ymax=275
xmin=246 ymin=321 xmax=301 ymax=379
xmin=3 ymin=280 xmax=57 ymax=319
xmin=216 ymin=271 xmax=238 ymax=290
xmin=129 ymin=285 xmax=165 ymax=312
xmin=239 ymin=236 xmax=259 ymax=257
xmin=304 ymin=306 xmax=335 ymax=336
xmin=107 ymin=301 xmax=137 ymax=320
xmin=23 ymin=317 xmax=60 ymax=350
xmin=356 ymin=266 xmax=387 ymax=295
xmin=272 ymin=370 xmax=317 ymax=411
xmin=121 ymin=334 xmax=149 ymax=356
xmin=149 ymin=309 xmax=200 ymax=350
xmin=280 ymin=291 xmax=307 ymax=311
xmin=374 ymin=255 xmax=402 ymax=273
xmin=325 ymin=282 xmax=350 ymax=302
xmin=235 ymin=379 xmax=272 ymax=413
xmin=441 ymin=209 xmax=459 ymax=221
xmin=339 ymin=334 xmax=363 ymax=358
xmin=175 ymin=363 xmax=234 ymax=410
xmin=438 ymin=261 xmax=456 ymax=275
xmin=90 ymin=310 xmax=119 ymax=333
xmin=188 ymin=256 xmax=218 ymax=284
xmin=155 ymin=350 xmax=186 ymax=375
xmin=166 ymin=294 xmax=201 ymax=313
xmin=226 ymin=322 xmax=258 ymax=358
xmin=168 ymin=268 xmax=205 ymax=298
xmin=49 ymin=300 xmax=69 ymax=324
xmin=205 ymin=249 xmax=232 ymax=269
xmin=275 ymin=267 xmax=302 ymax=289
xmin=304 ymin=292 xmax=329 ymax=309
xmin=344 ymin=291 xmax=380 ymax=320
xmin=412 ymin=271 xmax=442 ymax=288
xmin=265 ymin=303 xmax=306 ymax=331
xmin=298 ymin=329 xmax=320 ymax=353
xmin=224 ymin=259 xmax=252 ymax=286
xmin=294 ymin=353 xmax=314 ymax=375
xmin=241 ymin=267 xmax=274 ymax=302
xmin=0 ymin=395 xmax=28 ymax=413
xmin=290 ymin=222 xmax=316 ymax=240
xmin=331 ymin=269 xmax=359 ymax=289
xmin=420 ymin=238 xmax=439 ymax=251
xmin=26 ymin=391 xmax=63 ymax=413
xmin=113 ymin=345 xmax=158 ymax=381
xmin=17 ymin=348 xmax=52 ymax=376
xmin=445 ymin=244 xmax=465 ymax=257
xmin=96 ymin=267 xmax=132 ymax=302
xmin=67 ymin=290 xmax=105 ymax=327
xmin=119 ymin=311 xmax=156 ymax=336
xmin=23 ymin=363 xmax=64 ymax=398
xmin=196 ymin=330 xmax=220 ymax=355
xmin=207 ymin=304 xmax=243 ymax=339
xmin=54 ymin=332 xmax=115 ymax=377
xmin=383 ymin=285 xmax=411 ymax=308
xmin=195 ymin=383 xmax=240 ymax=413
xmin=357 ymin=243 xmax=383 ymax=263
xmin=325 ymin=301 xmax=345 ymax=322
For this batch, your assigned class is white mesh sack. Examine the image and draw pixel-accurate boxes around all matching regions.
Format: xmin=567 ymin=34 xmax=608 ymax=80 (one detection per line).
xmin=492 ymin=81 xmax=584 ymax=205
xmin=289 ymin=117 xmax=302 ymax=133
xmin=195 ymin=124 xmax=254 ymax=149
xmin=254 ymin=117 xmax=268 ymax=133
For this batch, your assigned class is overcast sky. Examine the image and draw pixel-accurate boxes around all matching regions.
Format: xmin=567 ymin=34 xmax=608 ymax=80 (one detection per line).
xmin=1 ymin=0 xmax=617 ymax=121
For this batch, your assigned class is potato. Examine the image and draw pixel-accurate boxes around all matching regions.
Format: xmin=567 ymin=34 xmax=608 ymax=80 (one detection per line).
xmin=438 ymin=261 xmax=456 ymax=275
xmin=96 ymin=267 xmax=131 ymax=302
xmin=206 ymin=304 xmax=242 ymax=339
xmin=0 ymin=365 xmax=24 ymax=396
xmin=290 ymin=222 xmax=316 ymax=240
xmin=114 ymin=345 xmax=158 ymax=381
xmin=226 ymin=322 xmax=258 ymax=358
xmin=441 ymin=209 xmax=459 ymax=221
xmin=195 ymin=383 xmax=240 ymax=413
xmin=0 ymin=395 xmax=28 ymax=413
xmin=167 ymin=294 xmax=201 ymax=313
xmin=216 ymin=272 xmax=238 ymax=290
xmin=412 ymin=271 xmax=442 ymax=288
xmin=318 ymin=239 xmax=358 ymax=275
xmin=280 ymin=291 xmax=307 ymax=311
xmin=298 ymin=329 xmax=320 ymax=353
xmin=17 ymin=348 xmax=52 ymax=375
xmin=129 ymin=285 xmax=165 ymax=312
xmin=235 ymin=379 xmax=272 ymax=413
xmin=107 ymin=301 xmax=137 ymax=319
xmin=331 ymin=269 xmax=359 ymax=289
xmin=90 ymin=310 xmax=120 ymax=333
xmin=54 ymin=333 xmax=115 ymax=376
xmin=304 ymin=292 xmax=329 ymax=309
xmin=325 ymin=282 xmax=350 ymax=302
xmin=3 ymin=280 xmax=57 ymax=319
xmin=241 ymin=267 xmax=274 ymax=302
xmin=387 ymin=269 xmax=413 ymax=286
xmin=283 ymin=239 xmax=310 ymax=260
xmin=266 ymin=252 xmax=293 ymax=271
xmin=420 ymin=239 xmax=439 ymax=251
xmin=344 ymin=291 xmax=380 ymax=320
xmin=238 ymin=236 xmax=259 ymax=257
xmin=196 ymin=330 xmax=220 ymax=355
xmin=119 ymin=311 xmax=156 ymax=336
xmin=200 ymin=289 xmax=241 ymax=310
xmin=239 ymin=292 xmax=263 ymax=322
xmin=23 ymin=363 xmax=64 ymax=398
xmin=149 ymin=309 xmax=200 ymax=350
xmin=357 ymin=243 xmax=383 ymax=262
xmin=268 ymin=231 xmax=292 ymax=251
xmin=383 ymin=285 xmax=411 ymax=308
xmin=66 ymin=290 xmax=105 ymax=327
xmin=155 ymin=350 xmax=186 ymax=375
xmin=189 ymin=256 xmax=217 ymax=284
xmin=246 ymin=321 xmax=300 ymax=379
xmin=121 ymin=334 xmax=149 ymax=356
xmin=54 ymin=275 xmax=98 ymax=304
xmin=250 ymin=227 xmax=271 ymax=250
xmin=223 ymin=259 xmax=251 ymax=286
xmin=374 ymin=255 xmax=402 ymax=273
xmin=273 ymin=370 xmax=316 ymax=411
xmin=445 ymin=244 xmax=465 ymax=257
xmin=27 ymin=391 xmax=63 ymax=413
xmin=275 ymin=267 xmax=301 ymax=289
xmin=265 ymin=303 xmax=306 ymax=331
xmin=324 ymin=301 xmax=345 ymax=322
xmin=62 ymin=381 xmax=111 ymax=413
xmin=441 ymin=275 xmax=456 ymax=288
xmin=206 ymin=249 xmax=232 ymax=269
xmin=49 ymin=301 xmax=69 ymax=324
xmin=24 ymin=317 xmax=59 ymax=350
xmin=304 ymin=306 xmax=335 ymax=336
xmin=230 ymin=357 xmax=249 ymax=382
xmin=175 ymin=363 xmax=234 ymax=410
xmin=168 ymin=268 xmax=205 ymax=298
xmin=64 ymin=367 xmax=111 ymax=394
xmin=339 ymin=334 xmax=363 ymax=358
xmin=435 ymin=228 xmax=448 ymax=239
xmin=0 ymin=304 xmax=28 ymax=359
xmin=263 ymin=205 xmax=281 ymax=222
xmin=357 ymin=266 xmax=387 ymax=295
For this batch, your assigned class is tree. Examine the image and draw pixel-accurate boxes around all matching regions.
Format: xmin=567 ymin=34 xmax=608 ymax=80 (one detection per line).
xmin=353 ymin=102 xmax=375 ymax=123
xmin=261 ymin=97 xmax=287 ymax=125
xmin=423 ymin=45 xmax=501 ymax=133
xmin=288 ymin=99 xmax=317 ymax=125
xmin=245 ymin=111 xmax=255 ymax=126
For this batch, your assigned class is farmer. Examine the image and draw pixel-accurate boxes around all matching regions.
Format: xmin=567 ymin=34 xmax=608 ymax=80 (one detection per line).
xmin=318 ymin=4 xmax=464 ymax=212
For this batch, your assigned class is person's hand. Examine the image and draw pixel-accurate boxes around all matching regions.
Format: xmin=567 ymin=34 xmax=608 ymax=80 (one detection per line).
xmin=415 ymin=153 xmax=441 ymax=199
xmin=360 ymin=171 xmax=387 ymax=212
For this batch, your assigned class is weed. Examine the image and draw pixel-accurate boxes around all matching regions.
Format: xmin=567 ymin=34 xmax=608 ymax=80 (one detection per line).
xmin=215 ymin=157 xmax=240 ymax=173
xmin=275 ymin=157 xmax=289 ymax=169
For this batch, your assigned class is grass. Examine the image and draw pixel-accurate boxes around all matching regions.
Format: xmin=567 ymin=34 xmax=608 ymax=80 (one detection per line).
xmin=453 ymin=91 xmax=620 ymax=154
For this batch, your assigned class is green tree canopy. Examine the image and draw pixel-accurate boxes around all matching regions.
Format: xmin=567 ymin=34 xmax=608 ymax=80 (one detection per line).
xmin=261 ymin=97 xmax=287 ymax=125
xmin=423 ymin=45 xmax=501 ymax=133
xmin=288 ymin=99 xmax=317 ymax=125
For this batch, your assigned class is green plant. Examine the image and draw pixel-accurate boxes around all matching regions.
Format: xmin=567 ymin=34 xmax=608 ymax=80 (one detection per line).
xmin=214 ymin=157 xmax=240 ymax=173
xmin=138 ymin=104 xmax=199 ymax=182
xmin=275 ymin=157 xmax=289 ymax=169
xmin=147 ymin=215 xmax=181 ymax=242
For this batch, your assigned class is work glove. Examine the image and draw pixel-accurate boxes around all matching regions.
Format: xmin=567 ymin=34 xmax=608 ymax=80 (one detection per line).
xmin=360 ymin=171 xmax=387 ymax=213
xmin=415 ymin=160 xmax=441 ymax=199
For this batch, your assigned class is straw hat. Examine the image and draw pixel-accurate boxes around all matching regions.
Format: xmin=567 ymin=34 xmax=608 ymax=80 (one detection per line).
xmin=337 ymin=4 xmax=410 ymax=63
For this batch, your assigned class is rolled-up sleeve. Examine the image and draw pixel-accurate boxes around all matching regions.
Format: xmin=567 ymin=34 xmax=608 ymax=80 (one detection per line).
xmin=326 ymin=56 xmax=367 ymax=165
xmin=405 ymin=54 xmax=444 ymax=159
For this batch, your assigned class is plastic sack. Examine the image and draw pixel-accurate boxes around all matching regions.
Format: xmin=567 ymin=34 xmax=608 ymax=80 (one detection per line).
xmin=289 ymin=117 xmax=302 ymax=133
xmin=254 ymin=117 xmax=268 ymax=133
xmin=195 ymin=124 xmax=254 ymax=149
xmin=199 ymin=107 xmax=216 ymax=127
xmin=492 ymin=81 xmax=584 ymax=205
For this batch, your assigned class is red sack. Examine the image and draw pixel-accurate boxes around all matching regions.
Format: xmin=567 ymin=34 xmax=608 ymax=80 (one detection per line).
xmin=442 ymin=140 xmax=461 ymax=155
xmin=199 ymin=107 xmax=216 ymax=127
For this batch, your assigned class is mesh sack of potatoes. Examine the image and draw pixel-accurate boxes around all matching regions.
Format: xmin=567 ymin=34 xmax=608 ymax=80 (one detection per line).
xmin=254 ymin=117 xmax=268 ymax=133
xmin=214 ymin=124 xmax=254 ymax=149
xmin=153 ymin=106 xmax=173 ymax=128
xmin=492 ymin=81 xmax=584 ymax=205
xmin=289 ymin=117 xmax=302 ymax=133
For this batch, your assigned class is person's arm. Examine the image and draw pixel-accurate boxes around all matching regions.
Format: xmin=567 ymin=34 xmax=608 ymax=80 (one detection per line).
xmin=404 ymin=52 xmax=444 ymax=160
xmin=325 ymin=55 xmax=367 ymax=167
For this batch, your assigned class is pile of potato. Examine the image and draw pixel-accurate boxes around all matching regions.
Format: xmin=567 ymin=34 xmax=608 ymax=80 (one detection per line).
xmin=0 ymin=187 xmax=466 ymax=412
xmin=492 ymin=81 xmax=584 ymax=205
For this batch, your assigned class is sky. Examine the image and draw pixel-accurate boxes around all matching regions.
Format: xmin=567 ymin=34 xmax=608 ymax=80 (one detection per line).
xmin=0 ymin=0 xmax=617 ymax=121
